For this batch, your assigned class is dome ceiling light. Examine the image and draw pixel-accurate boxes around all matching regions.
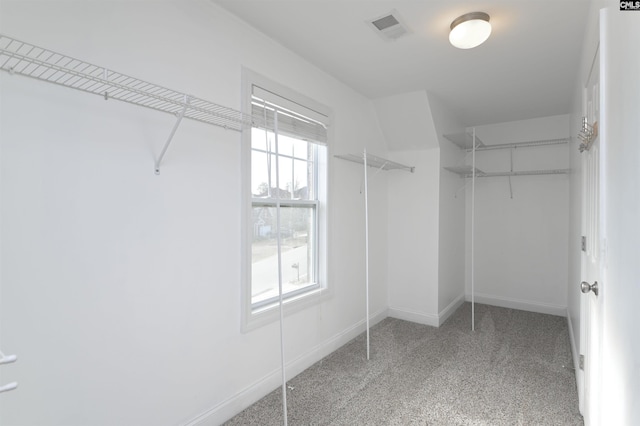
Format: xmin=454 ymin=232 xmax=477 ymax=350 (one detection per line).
xmin=449 ymin=12 xmax=492 ymax=49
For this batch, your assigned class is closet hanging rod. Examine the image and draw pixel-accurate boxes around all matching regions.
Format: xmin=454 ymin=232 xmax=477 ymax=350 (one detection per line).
xmin=0 ymin=34 xmax=252 ymax=132
xmin=448 ymin=168 xmax=570 ymax=178
xmin=335 ymin=153 xmax=415 ymax=173
xmin=464 ymin=138 xmax=570 ymax=152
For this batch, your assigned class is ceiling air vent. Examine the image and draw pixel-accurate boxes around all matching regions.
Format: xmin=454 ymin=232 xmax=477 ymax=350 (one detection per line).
xmin=367 ymin=10 xmax=410 ymax=41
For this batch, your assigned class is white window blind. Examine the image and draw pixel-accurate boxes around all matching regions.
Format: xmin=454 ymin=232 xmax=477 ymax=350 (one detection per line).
xmin=251 ymin=85 xmax=328 ymax=145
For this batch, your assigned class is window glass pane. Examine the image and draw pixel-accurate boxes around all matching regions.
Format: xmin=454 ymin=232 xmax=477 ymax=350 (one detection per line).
xmin=270 ymin=155 xmax=293 ymax=198
xmin=277 ymin=135 xmax=294 ymax=157
xmin=251 ymin=206 xmax=315 ymax=306
xmin=251 ymin=127 xmax=267 ymax=151
xmin=252 ymin=146 xmax=315 ymax=200
xmin=291 ymin=138 xmax=309 ymax=161
xmin=251 ymin=150 xmax=270 ymax=197
xmin=293 ymin=158 xmax=311 ymax=200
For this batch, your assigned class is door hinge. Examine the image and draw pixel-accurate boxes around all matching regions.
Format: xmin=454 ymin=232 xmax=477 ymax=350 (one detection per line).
xmin=581 ymin=236 xmax=587 ymax=252
xmin=579 ymin=354 xmax=585 ymax=370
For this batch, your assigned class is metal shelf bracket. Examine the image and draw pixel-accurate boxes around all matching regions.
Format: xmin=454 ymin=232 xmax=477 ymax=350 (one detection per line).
xmin=0 ymin=33 xmax=253 ymax=175
xmin=0 ymin=351 xmax=18 ymax=394
xmin=154 ymin=95 xmax=191 ymax=175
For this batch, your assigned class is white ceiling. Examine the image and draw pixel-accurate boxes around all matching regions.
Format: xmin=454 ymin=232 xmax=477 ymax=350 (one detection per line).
xmin=214 ymin=0 xmax=590 ymax=127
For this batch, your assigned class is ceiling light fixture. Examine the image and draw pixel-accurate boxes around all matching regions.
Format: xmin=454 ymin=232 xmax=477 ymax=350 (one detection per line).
xmin=449 ymin=12 xmax=491 ymax=49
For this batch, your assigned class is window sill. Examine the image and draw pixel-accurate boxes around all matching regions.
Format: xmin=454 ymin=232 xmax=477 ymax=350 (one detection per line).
xmin=241 ymin=286 xmax=331 ymax=333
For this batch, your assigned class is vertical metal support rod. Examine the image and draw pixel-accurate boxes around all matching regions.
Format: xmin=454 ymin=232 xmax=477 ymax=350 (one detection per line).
xmin=471 ymin=129 xmax=476 ymax=332
xmin=154 ymin=95 xmax=191 ymax=175
xmin=508 ymin=177 xmax=513 ymax=199
xmin=509 ymin=148 xmax=514 ymax=199
xmin=103 ymin=68 xmax=109 ymax=100
xmin=363 ymin=148 xmax=370 ymax=361
xmin=291 ymin=146 xmax=295 ymax=200
xmin=274 ymin=112 xmax=288 ymax=426
xmin=264 ymin=100 xmax=272 ymax=197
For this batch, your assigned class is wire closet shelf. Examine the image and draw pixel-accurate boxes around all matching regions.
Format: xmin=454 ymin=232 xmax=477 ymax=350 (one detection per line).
xmin=464 ymin=138 xmax=570 ymax=152
xmin=443 ymin=166 xmax=571 ymax=178
xmin=443 ymin=133 xmax=571 ymax=178
xmin=0 ymin=34 xmax=252 ymax=132
xmin=335 ymin=153 xmax=415 ymax=173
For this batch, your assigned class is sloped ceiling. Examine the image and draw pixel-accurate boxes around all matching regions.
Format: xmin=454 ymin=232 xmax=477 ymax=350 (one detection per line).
xmin=373 ymin=91 xmax=439 ymax=151
xmin=214 ymin=0 xmax=589 ymax=127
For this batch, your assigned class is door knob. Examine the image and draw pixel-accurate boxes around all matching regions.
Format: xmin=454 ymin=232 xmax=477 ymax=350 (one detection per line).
xmin=581 ymin=281 xmax=598 ymax=296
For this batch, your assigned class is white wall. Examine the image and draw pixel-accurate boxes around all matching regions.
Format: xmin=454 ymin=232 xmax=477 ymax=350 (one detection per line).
xmin=600 ymin=5 xmax=640 ymax=424
xmin=386 ymin=149 xmax=440 ymax=325
xmin=373 ymin=91 xmax=439 ymax=151
xmin=382 ymin=90 xmax=466 ymax=326
xmin=429 ymin=93 xmax=466 ymax=320
xmin=0 ymin=1 xmax=389 ymax=425
xmin=465 ymin=116 xmax=570 ymax=316
xmin=375 ymin=91 xmax=442 ymax=326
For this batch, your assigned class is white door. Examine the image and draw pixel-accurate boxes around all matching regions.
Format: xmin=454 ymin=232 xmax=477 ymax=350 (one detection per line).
xmin=598 ymin=7 xmax=640 ymax=424
xmin=579 ymin=43 xmax=602 ymax=426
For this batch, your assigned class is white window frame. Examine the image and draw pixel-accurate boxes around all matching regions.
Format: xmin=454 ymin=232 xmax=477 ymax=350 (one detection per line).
xmin=241 ymin=68 xmax=331 ymax=332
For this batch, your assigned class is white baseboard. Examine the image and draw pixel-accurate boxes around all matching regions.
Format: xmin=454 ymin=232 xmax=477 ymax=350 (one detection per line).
xmin=567 ymin=309 xmax=584 ymax=415
xmin=182 ymin=307 xmax=387 ymax=426
xmin=567 ymin=309 xmax=580 ymax=369
xmin=388 ymin=294 xmax=466 ymax=328
xmin=438 ymin=294 xmax=465 ymax=325
xmin=466 ymin=292 xmax=567 ymax=317
xmin=387 ymin=306 xmax=439 ymax=327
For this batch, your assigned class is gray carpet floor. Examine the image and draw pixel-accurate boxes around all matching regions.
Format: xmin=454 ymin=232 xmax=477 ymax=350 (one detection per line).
xmin=225 ymin=303 xmax=583 ymax=425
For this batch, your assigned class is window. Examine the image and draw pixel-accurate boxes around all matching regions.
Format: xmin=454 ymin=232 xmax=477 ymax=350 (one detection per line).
xmin=242 ymin=70 xmax=330 ymax=328
xmin=250 ymin=129 xmax=319 ymax=309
